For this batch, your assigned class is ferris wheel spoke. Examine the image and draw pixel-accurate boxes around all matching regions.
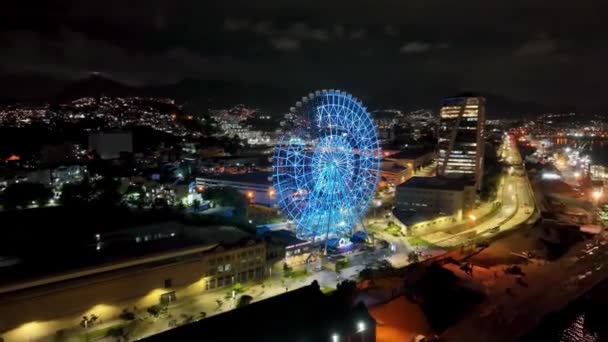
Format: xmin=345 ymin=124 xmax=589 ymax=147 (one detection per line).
xmin=272 ymin=90 xmax=380 ymax=241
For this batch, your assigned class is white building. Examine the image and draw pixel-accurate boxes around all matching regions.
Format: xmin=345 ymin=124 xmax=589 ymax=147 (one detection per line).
xmin=393 ymin=176 xmax=476 ymax=235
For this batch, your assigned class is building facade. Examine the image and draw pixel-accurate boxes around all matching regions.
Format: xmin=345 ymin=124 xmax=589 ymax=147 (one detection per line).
xmin=395 ymin=177 xmax=476 ymax=222
xmin=437 ymin=95 xmax=486 ymax=190
xmin=0 ymin=240 xmax=266 ymax=342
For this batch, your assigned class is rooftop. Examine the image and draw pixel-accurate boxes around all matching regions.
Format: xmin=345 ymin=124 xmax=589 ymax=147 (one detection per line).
xmin=197 ymin=171 xmax=271 ymax=185
xmin=381 ymin=160 xmax=407 ymax=172
xmin=0 ymin=218 xmax=254 ymax=288
xmin=262 ymin=229 xmax=309 ymax=247
xmin=397 ymin=176 xmax=473 ymax=191
xmin=392 ymin=208 xmax=435 ymax=225
xmin=387 ymin=147 xmax=434 ymax=160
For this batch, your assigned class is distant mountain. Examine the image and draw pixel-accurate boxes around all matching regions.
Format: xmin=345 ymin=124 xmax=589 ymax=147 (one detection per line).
xmin=0 ymin=73 xmax=585 ymax=116
xmin=144 ymin=78 xmax=304 ymax=112
xmin=56 ymin=73 xmax=138 ymax=100
xmin=481 ymin=93 xmax=578 ymax=118
xmin=51 ymin=75 xmax=303 ymax=113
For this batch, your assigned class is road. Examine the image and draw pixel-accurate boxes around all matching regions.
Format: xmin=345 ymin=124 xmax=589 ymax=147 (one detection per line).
xmin=422 ymin=137 xmax=536 ymax=247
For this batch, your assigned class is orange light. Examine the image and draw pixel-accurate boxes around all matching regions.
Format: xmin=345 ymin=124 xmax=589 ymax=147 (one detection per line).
xmin=247 ymin=191 xmax=254 ymax=198
xmin=6 ymin=154 xmax=20 ymax=161
xmin=269 ymin=189 xmax=275 ymax=196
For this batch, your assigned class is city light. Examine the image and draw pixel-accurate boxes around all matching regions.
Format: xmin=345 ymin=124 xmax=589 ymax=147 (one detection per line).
xmin=542 ymin=172 xmax=561 ymax=180
xmin=592 ymin=191 xmax=602 ymax=201
xmin=468 ymin=214 xmax=477 ymax=222
xmin=332 ymin=333 xmax=339 ymax=342
xmin=357 ymin=321 xmax=366 ymax=332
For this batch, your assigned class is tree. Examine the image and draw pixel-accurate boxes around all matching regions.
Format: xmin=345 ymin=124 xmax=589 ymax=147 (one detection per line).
xmin=60 ymin=177 xmax=93 ymax=206
xmin=1 ymin=182 xmax=53 ymax=209
xmin=123 ymin=185 xmax=146 ymax=207
xmin=408 ymin=251 xmax=420 ymax=263
xmin=236 ymin=295 xmax=253 ymax=308
xmin=93 ymin=176 xmax=122 ymax=206
xmin=202 ymin=186 xmax=248 ymax=217
xmin=334 ymin=280 xmax=358 ymax=306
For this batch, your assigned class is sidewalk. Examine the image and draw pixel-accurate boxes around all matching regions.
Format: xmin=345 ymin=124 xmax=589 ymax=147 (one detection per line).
xmin=59 ymin=269 xmax=343 ymax=342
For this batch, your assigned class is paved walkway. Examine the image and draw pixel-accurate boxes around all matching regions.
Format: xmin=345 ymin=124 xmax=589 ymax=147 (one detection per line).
xmin=57 ymin=268 xmax=346 ymax=342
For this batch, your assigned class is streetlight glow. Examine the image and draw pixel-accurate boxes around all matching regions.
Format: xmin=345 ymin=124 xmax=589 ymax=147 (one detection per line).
xmin=332 ymin=333 xmax=339 ymax=342
xmin=357 ymin=321 xmax=366 ymax=332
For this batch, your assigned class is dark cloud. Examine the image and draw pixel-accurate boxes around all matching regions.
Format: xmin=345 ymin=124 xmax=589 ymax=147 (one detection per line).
xmin=515 ymin=34 xmax=558 ymax=56
xmin=399 ymin=42 xmax=448 ymax=54
xmin=269 ymin=37 xmax=301 ymax=52
xmin=1 ymin=0 xmax=608 ymax=111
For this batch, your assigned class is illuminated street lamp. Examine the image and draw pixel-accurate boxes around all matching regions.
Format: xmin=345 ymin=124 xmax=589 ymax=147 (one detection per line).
xmin=468 ymin=214 xmax=477 ymax=222
xmin=592 ymin=191 xmax=602 ymax=202
xmin=357 ymin=321 xmax=366 ymax=332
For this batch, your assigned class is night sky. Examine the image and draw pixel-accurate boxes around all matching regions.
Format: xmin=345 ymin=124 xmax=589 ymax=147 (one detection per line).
xmin=1 ymin=1 xmax=607 ymax=111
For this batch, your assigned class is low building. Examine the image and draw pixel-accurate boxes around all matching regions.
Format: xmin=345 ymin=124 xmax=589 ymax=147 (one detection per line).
xmin=261 ymin=229 xmax=313 ymax=268
xmin=142 ymin=281 xmax=376 ymax=342
xmin=196 ymin=172 xmax=275 ymax=206
xmin=0 ymin=222 xmax=266 ymax=342
xmin=394 ymin=177 xmax=476 ymax=235
xmin=380 ymin=160 xmax=412 ymax=185
xmin=385 ymin=147 xmax=435 ymax=173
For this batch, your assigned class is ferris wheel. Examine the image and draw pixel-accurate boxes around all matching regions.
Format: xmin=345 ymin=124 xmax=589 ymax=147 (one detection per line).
xmin=272 ymin=90 xmax=381 ymax=242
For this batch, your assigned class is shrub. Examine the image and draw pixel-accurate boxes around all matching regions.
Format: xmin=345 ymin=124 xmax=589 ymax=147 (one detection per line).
xmin=146 ymin=304 xmax=166 ymax=317
xmin=119 ymin=309 xmax=136 ymax=321
xmin=236 ymin=295 xmax=253 ymax=308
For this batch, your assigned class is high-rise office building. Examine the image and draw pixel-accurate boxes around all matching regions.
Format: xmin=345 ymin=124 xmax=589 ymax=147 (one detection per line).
xmin=437 ymin=95 xmax=486 ymax=190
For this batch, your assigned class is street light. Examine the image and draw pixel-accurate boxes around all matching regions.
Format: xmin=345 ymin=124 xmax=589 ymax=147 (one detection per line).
xmin=592 ymin=191 xmax=602 ymax=202
xmin=357 ymin=321 xmax=366 ymax=332
xmin=332 ymin=333 xmax=339 ymax=342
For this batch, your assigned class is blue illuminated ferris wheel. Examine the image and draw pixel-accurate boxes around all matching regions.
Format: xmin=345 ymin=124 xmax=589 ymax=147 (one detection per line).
xmin=273 ymin=90 xmax=381 ymax=242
